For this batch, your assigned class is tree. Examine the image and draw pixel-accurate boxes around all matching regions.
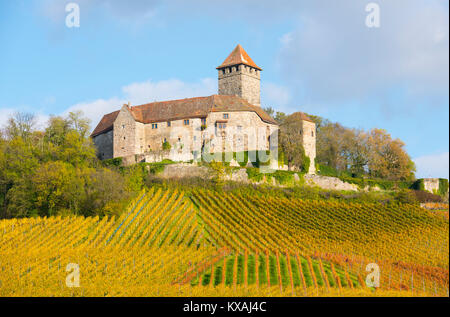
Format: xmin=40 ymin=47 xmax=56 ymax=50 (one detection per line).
xmin=366 ymin=129 xmax=415 ymax=180
xmin=279 ymin=115 xmax=308 ymax=171
xmin=3 ymin=112 xmax=36 ymax=141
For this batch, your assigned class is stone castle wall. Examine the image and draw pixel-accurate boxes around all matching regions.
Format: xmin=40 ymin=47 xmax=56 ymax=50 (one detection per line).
xmin=423 ymin=178 xmax=440 ymax=194
xmin=218 ymin=65 xmax=261 ymax=107
xmin=113 ymin=106 xmax=138 ymax=158
xmin=302 ymin=120 xmax=316 ymax=174
xmin=92 ymin=129 xmax=113 ymax=160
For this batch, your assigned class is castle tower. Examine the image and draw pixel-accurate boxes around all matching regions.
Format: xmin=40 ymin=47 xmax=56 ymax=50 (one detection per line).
xmin=217 ymin=44 xmax=262 ymax=107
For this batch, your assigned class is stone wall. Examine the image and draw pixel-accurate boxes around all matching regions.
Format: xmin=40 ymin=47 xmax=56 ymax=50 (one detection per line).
xmin=92 ymin=129 xmax=113 ymax=160
xmin=304 ymin=174 xmax=359 ymax=191
xmin=423 ymin=178 xmax=440 ymax=194
xmin=301 ymin=120 xmax=316 ymax=174
xmin=159 ymin=163 xmax=210 ymax=179
xmin=156 ymin=164 xmax=360 ymax=191
xmin=218 ymin=64 xmax=261 ymax=107
xmin=113 ymin=105 xmax=138 ymax=158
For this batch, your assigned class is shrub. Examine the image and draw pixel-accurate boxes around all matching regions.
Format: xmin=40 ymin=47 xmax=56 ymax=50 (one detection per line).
xmin=272 ymin=170 xmax=295 ymax=185
xmin=102 ymin=157 xmax=122 ymax=167
xmin=246 ymin=168 xmax=264 ymax=182
xmin=162 ymin=141 xmax=171 ymax=151
xmin=439 ymin=178 xmax=449 ymax=196
xmin=411 ymin=190 xmax=443 ymax=203
xmin=394 ymin=189 xmax=418 ymax=204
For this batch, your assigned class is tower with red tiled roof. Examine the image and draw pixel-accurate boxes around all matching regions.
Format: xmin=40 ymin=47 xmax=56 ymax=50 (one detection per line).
xmin=217 ymin=44 xmax=262 ymax=107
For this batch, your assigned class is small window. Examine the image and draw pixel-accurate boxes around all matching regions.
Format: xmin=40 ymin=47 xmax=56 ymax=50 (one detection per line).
xmin=223 ymin=113 xmax=229 ymax=119
xmin=184 ymin=119 xmax=189 ymax=125
xmin=178 ymin=137 xmax=181 ymax=141
xmin=123 ymin=136 xmax=126 ymax=140
xmin=122 ymin=125 xmax=125 ymax=129
xmin=167 ymin=121 xmax=171 ymax=127
xmin=152 ymin=123 xmax=158 ymax=129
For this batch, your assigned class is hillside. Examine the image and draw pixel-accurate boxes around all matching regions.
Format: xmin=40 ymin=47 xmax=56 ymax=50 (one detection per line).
xmin=0 ymin=186 xmax=448 ymax=296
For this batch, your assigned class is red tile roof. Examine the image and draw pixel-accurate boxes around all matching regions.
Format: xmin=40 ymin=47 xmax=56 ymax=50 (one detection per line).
xmin=91 ymin=110 xmax=119 ymax=137
xmin=286 ymin=112 xmax=315 ymax=123
xmin=91 ymin=95 xmax=277 ymax=137
xmin=216 ymin=44 xmax=262 ymax=70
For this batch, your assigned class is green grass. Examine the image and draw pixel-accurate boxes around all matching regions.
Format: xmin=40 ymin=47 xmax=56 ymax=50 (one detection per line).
xmin=258 ymin=254 xmax=267 ymax=285
xmin=268 ymin=255 xmax=278 ymax=285
xmin=197 ymin=253 xmax=360 ymax=289
xmin=247 ymin=255 xmax=256 ymax=285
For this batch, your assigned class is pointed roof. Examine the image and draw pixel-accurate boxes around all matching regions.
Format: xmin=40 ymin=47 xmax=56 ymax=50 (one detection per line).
xmin=217 ymin=44 xmax=262 ymax=70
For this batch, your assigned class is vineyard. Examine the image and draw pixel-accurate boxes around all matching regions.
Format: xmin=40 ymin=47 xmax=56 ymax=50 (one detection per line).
xmin=0 ymin=187 xmax=448 ymax=296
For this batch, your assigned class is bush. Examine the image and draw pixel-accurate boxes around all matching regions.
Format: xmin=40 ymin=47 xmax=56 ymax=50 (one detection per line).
xmin=246 ymin=168 xmax=264 ymax=182
xmin=272 ymin=170 xmax=295 ymax=185
xmin=394 ymin=189 xmax=418 ymax=204
xmin=411 ymin=190 xmax=443 ymax=203
xmin=439 ymin=178 xmax=449 ymax=196
xmin=162 ymin=141 xmax=171 ymax=151
xmin=411 ymin=179 xmax=425 ymax=191
xmin=102 ymin=157 xmax=122 ymax=167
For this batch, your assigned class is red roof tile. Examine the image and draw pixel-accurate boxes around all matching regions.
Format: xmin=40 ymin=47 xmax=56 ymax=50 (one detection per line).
xmin=286 ymin=112 xmax=315 ymax=123
xmin=216 ymin=44 xmax=262 ymax=70
xmin=91 ymin=95 xmax=277 ymax=137
xmin=91 ymin=110 xmax=119 ymax=137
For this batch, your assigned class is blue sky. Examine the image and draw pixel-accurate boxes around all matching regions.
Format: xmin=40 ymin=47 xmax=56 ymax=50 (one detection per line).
xmin=0 ymin=0 xmax=448 ymax=178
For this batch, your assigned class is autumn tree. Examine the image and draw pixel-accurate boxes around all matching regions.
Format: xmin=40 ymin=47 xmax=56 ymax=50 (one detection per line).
xmin=366 ymin=129 xmax=415 ymax=181
xmin=279 ymin=114 xmax=308 ymax=171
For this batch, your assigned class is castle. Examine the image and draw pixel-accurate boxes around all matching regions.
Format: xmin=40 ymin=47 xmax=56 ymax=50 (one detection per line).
xmin=91 ymin=45 xmax=316 ymax=173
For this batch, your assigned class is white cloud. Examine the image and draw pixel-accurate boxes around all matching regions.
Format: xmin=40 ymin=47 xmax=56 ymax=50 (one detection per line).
xmin=64 ymin=78 xmax=216 ymax=131
xmin=414 ymin=152 xmax=449 ymax=179
xmin=276 ymin=0 xmax=449 ymax=102
xmin=122 ymin=78 xmax=216 ymax=105
xmin=0 ymin=108 xmax=49 ymax=131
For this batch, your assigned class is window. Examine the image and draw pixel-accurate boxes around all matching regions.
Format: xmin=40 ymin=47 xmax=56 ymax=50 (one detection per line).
xmin=152 ymin=123 xmax=158 ymax=129
xmin=178 ymin=137 xmax=181 ymax=141
xmin=122 ymin=125 xmax=125 ymax=129
xmin=201 ymin=118 xmax=206 ymax=125
xmin=223 ymin=113 xmax=229 ymax=119
xmin=167 ymin=121 xmax=171 ymax=127
xmin=123 ymin=136 xmax=126 ymax=140
xmin=193 ymin=136 xmax=197 ymax=141
xmin=311 ymin=131 xmax=314 ymax=137
xmin=237 ymin=125 xmax=242 ymax=132
xmin=184 ymin=119 xmax=189 ymax=125
xmin=164 ymin=138 xmax=167 ymax=143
